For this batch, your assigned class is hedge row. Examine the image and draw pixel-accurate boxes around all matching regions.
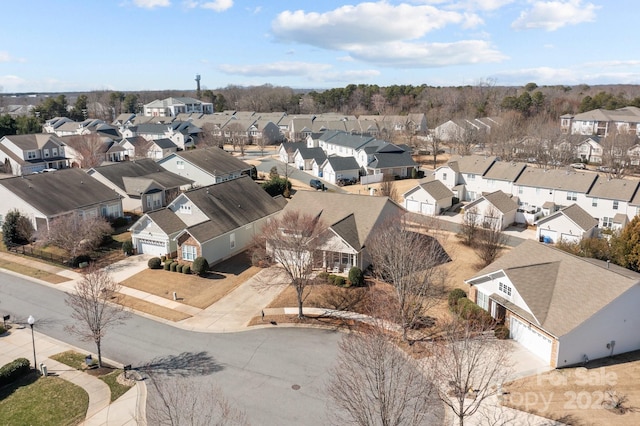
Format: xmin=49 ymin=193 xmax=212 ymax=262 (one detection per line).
xmin=0 ymin=357 xmax=31 ymax=387
xmin=147 ymin=257 xmax=196 ymax=275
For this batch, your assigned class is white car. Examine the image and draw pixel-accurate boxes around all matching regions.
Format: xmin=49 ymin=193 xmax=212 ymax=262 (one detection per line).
xmin=570 ymin=163 xmax=586 ymax=169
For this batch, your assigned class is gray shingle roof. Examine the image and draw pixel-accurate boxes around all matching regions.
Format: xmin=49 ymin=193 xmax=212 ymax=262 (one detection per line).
xmin=514 ymin=167 xmax=597 ymax=193
xmin=171 ymin=147 xmax=251 ymax=175
xmin=146 ymin=208 xmax=186 ymax=235
xmin=182 ymin=176 xmax=286 ymax=243
xmin=447 ymin=155 xmax=497 ymax=175
xmin=587 ymin=175 xmax=639 ymax=201
xmin=90 ymin=158 xmax=193 ymax=192
xmin=466 ymin=240 xmax=640 ymax=337
xmin=483 ymin=161 xmax=527 ymax=181
xmin=536 ymin=203 xmax=598 ymax=231
xmin=0 ymin=168 xmax=121 ymax=217
xmin=325 ymin=156 xmax=360 ymax=172
xmin=466 ymin=190 xmax=517 ymax=214
xmin=412 ymin=180 xmax=454 ymax=201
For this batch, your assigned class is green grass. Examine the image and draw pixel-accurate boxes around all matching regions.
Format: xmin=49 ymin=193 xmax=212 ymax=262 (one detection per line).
xmin=0 ymin=372 xmax=89 ymax=426
xmin=99 ymin=370 xmax=132 ymax=402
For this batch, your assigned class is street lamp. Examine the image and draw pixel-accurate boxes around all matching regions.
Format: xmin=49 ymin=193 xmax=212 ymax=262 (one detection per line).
xmin=27 ymin=315 xmax=36 ymax=372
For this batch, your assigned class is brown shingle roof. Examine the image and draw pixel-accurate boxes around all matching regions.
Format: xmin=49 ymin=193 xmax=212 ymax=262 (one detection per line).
xmin=467 ymin=240 xmax=640 ymax=337
xmin=514 ymin=167 xmax=597 ymax=193
xmin=537 ymin=203 xmax=597 ymax=231
xmin=173 ymin=147 xmax=251 ymax=175
xmin=483 ymin=161 xmax=527 ymax=182
xmin=587 ymin=176 xmax=639 ymax=201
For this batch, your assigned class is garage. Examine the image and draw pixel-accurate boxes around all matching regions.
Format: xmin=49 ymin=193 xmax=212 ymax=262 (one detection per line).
xmin=539 ymin=228 xmax=557 ymax=243
xmin=420 ymin=202 xmax=434 ymax=215
xmin=560 ymin=233 xmax=580 ymax=244
xmin=510 ymin=316 xmax=553 ymax=364
xmin=405 ymin=199 xmax=420 ymax=212
xmin=137 ymin=238 xmax=167 ymax=257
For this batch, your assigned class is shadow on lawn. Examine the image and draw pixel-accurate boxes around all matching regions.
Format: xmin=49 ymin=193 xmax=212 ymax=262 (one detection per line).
xmin=0 ymin=371 xmax=40 ymax=400
xmin=211 ymin=252 xmax=252 ymax=275
xmin=138 ymin=351 xmax=223 ymax=377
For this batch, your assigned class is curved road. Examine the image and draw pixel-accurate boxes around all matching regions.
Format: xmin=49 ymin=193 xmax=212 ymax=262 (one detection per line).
xmin=0 ymin=271 xmax=342 ymax=425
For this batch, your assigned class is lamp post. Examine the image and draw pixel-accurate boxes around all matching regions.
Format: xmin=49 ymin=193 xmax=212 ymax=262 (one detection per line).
xmin=27 ymin=315 xmax=36 ymax=372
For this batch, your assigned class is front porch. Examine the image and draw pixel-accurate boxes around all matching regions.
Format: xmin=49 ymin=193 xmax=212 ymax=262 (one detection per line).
xmin=313 ymin=250 xmax=359 ymax=274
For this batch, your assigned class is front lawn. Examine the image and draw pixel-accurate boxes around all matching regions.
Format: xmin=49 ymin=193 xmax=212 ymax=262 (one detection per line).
xmin=0 ymin=372 xmax=89 ymax=426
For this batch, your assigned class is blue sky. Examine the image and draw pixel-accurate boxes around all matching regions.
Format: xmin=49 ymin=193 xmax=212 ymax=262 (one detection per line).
xmin=1 ymin=0 xmax=638 ymax=93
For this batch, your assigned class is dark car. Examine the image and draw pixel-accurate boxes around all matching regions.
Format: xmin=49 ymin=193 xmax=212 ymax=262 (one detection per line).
xmin=310 ymin=179 xmax=324 ymax=190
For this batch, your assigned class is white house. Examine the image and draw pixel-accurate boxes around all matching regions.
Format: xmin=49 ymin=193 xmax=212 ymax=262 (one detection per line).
xmin=463 ymin=190 xmax=518 ymax=230
xmin=561 ymin=106 xmax=640 ymax=137
xmin=403 ymin=180 xmax=454 ymax=216
xmin=479 ymin=161 xmax=527 ymax=196
xmin=0 ymin=134 xmax=69 ymax=175
xmin=581 ymin=176 xmax=638 ymax=229
xmin=158 ymin=147 xmax=252 ymax=187
xmin=467 ymin=240 xmax=640 ymax=367
xmin=433 ymin=155 xmax=498 ymax=201
xmin=143 ymin=97 xmax=214 ymax=117
xmin=535 ymin=204 xmax=599 ymax=244
xmin=319 ymin=156 xmax=361 ymax=185
xmin=574 ymin=136 xmax=603 ymax=163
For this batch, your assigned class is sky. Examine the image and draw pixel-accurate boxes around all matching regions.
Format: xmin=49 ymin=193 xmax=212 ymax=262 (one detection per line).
xmin=1 ymin=0 xmax=639 ymax=93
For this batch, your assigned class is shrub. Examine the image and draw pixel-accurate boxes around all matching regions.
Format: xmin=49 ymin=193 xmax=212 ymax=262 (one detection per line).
xmin=448 ymin=288 xmax=467 ymax=310
xmin=455 ymin=297 xmax=493 ymax=326
xmin=0 ymin=357 xmax=31 ymax=387
xmin=161 ymin=255 xmax=167 ymax=262
xmin=111 ymin=217 xmax=129 ymax=228
xmin=334 ymin=276 xmax=346 ymax=287
xmin=316 ymin=271 xmax=329 ymax=282
xmin=182 ymin=265 xmax=191 ymax=274
xmin=148 ymin=257 xmax=162 ymax=269
xmin=348 ymin=267 xmax=365 ymax=287
xmin=494 ymin=325 xmax=510 ymax=340
xmin=163 ymin=261 xmax=171 ymax=271
xmin=327 ymin=274 xmax=338 ymax=285
xmin=175 ymin=264 xmax=183 ymax=273
xmin=71 ymin=255 xmax=92 ymax=268
xmin=191 ymin=256 xmax=209 ymax=276
xmin=122 ymin=240 xmax=134 ymax=256
xmin=170 ymin=262 xmax=178 ymax=272
xmin=0 ymin=324 xmax=5 ymax=335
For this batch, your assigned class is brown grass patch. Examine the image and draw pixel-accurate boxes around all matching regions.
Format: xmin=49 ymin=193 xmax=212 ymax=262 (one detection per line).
xmin=115 ymin=294 xmax=192 ymax=322
xmin=0 ymin=258 xmax=70 ymax=284
xmin=120 ymin=253 xmax=259 ymax=309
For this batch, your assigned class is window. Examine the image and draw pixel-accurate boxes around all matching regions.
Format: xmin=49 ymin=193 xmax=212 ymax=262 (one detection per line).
xmin=518 ymin=186 xmax=523 ymax=195
xmin=182 ymin=245 xmax=197 ymax=261
xmin=613 ymin=200 xmax=619 ymax=210
xmin=477 ymin=291 xmax=489 ymax=310
xmin=177 ymin=160 xmax=185 ymax=170
xmin=442 ymin=172 xmax=447 ymax=181
xmin=230 ymin=233 xmax=236 ymax=250
xmin=27 ymin=151 xmax=36 ymax=159
xmin=602 ymin=217 xmax=613 ymax=228
xmin=43 ymin=149 xmax=50 ymax=158
xmin=52 ymin=148 xmax=58 ymax=156
xmin=498 ymin=282 xmax=512 ymax=297
xmin=567 ymin=192 xmax=577 ymax=201
xmin=536 ymin=188 xmax=541 ymax=195
xmin=179 ymin=204 xmax=191 ymax=214
xmin=592 ymin=198 xmax=598 ymax=207
xmin=467 ymin=173 xmax=476 ymax=181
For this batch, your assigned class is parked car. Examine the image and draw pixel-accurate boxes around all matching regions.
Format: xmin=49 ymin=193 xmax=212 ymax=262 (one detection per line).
xmin=597 ymin=166 xmax=612 ymax=173
xmin=310 ymin=179 xmax=324 ymax=190
xmin=570 ymin=163 xmax=586 ymax=169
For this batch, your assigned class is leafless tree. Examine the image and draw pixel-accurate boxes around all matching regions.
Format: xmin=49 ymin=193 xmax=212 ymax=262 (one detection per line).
xmin=601 ymin=129 xmax=635 ymax=178
xmin=67 ymin=134 xmax=108 ymax=168
xmin=327 ymin=326 xmax=443 ymax=426
xmin=41 ymin=213 xmax=112 ymax=260
xmin=427 ymin=317 xmax=512 ymax=426
xmin=65 ymin=267 xmax=130 ymax=367
xmin=475 ymin=208 xmax=509 ymax=266
xmin=145 ymin=370 xmax=249 ymax=426
xmin=259 ymin=210 xmax=327 ymax=318
xmin=458 ymin=206 xmax=481 ymax=246
xmin=368 ymin=215 xmax=449 ymax=340
xmin=198 ymin=123 xmax=224 ymax=149
xmin=378 ymin=175 xmax=398 ymax=202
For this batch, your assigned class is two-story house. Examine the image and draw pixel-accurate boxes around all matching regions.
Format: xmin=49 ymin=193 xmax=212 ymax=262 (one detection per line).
xmin=433 ymin=155 xmax=498 ymax=201
xmin=0 ymin=134 xmax=69 ymax=175
xmin=143 ymin=97 xmax=214 ymax=117
xmin=158 ymin=147 xmax=252 ymax=187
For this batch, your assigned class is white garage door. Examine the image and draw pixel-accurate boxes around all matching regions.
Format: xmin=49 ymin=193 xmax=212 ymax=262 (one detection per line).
xmin=560 ymin=233 xmax=580 ymax=244
xmin=510 ymin=316 xmax=553 ymax=364
xmin=137 ymin=239 xmax=166 ymax=257
xmin=539 ymin=229 xmax=557 ymax=244
xmin=421 ymin=202 xmax=434 ymax=215
xmin=405 ymin=199 xmax=420 ymax=212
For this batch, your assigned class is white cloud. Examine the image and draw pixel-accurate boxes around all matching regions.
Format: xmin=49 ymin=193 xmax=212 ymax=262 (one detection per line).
xmin=349 ymin=40 xmax=507 ymax=67
xmin=201 ymin=0 xmax=233 ymax=12
xmin=218 ymin=62 xmax=332 ymax=77
xmin=511 ymin=0 xmax=599 ymax=31
xmin=133 ymin=0 xmax=171 ymax=9
xmin=314 ymin=69 xmax=382 ymax=83
xmin=0 ymin=51 xmax=26 ymax=63
xmin=411 ymin=0 xmax=514 ymax=11
xmin=491 ymin=65 xmax=640 ymax=85
xmin=272 ymin=2 xmax=472 ymax=49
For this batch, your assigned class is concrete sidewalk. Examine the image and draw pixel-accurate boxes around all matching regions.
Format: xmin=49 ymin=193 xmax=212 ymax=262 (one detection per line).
xmin=0 ymin=326 xmax=145 ymax=426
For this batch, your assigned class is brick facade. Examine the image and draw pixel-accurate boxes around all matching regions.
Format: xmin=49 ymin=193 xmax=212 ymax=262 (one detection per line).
xmin=176 ymin=233 xmax=201 ymax=263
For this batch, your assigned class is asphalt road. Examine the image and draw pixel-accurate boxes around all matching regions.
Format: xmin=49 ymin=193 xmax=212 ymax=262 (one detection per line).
xmin=0 ymin=272 xmax=342 ymax=425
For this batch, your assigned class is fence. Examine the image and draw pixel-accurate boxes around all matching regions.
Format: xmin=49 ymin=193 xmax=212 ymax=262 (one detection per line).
xmin=360 ymin=174 xmax=385 ymax=185
xmin=7 ymin=244 xmax=68 ymax=266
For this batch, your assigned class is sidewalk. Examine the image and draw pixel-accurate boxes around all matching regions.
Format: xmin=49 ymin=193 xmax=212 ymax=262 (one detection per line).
xmin=0 ymin=326 xmax=145 ymax=426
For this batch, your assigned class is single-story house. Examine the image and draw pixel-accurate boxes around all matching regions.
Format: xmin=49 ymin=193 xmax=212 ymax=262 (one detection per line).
xmin=130 ymin=176 xmax=286 ymax=264
xmin=0 ymin=168 xmax=123 ymax=231
xmin=463 ymin=190 xmax=518 ymax=230
xmin=158 ymin=147 xmax=252 ymax=187
xmin=293 ymin=146 xmax=326 ymax=171
xmin=535 ymin=204 xmax=598 ymax=244
xmin=466 ymin=240 xmax=640 ymax=367
xmin=403 ymin=179 xmax=454 ymax=216
xmin=278 ymin=191 xmax=405 ymax=272
xmin=319 ymin=156 xmax=361 ymax=184
xmin=278 ymin=141 xmax=305 ymax=163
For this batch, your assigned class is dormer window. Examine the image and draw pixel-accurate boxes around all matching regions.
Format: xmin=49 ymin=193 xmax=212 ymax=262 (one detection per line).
xmin=27 ymin=151 xmax=36 ymax=159
xmin=179 ymin=204 xmax=191 ymax=214
xmin=498 ymin=282 xmax=512 ymax=297
xmin=43 ymin=149 xmax=50 ymax=158
xmin=52 ymin=147 xmax=58 ymax=156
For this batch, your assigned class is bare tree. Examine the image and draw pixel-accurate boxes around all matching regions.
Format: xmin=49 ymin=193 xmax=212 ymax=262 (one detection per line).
xmin=145 ymin=370 xmax=249 ymax=426
xmin=327 ymin=326 xmax=443 ymax=426
xmin=458 ymin=206 xmax=480 ymax=246
xmin=601 ymin=129 xmax=635 ymax=178
xmin=65 ymin=267 xmax=130 ymax=367
xmin=475 ymin=213 xmax=508 ymax=267
xmin=41 ymin=213 xmax=112 ymax=261
xmin=67 ymin=134 xmax=108 ymax=168
xmin=428 ymin=318 xmax=512 ymax=426
xmin=368 ymin=215 xmax=449 ymax=341
xmin=378 ymin=175 xmax=398 ymax=202
xmin=259 ymin=210 xmax=327 ymax=318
